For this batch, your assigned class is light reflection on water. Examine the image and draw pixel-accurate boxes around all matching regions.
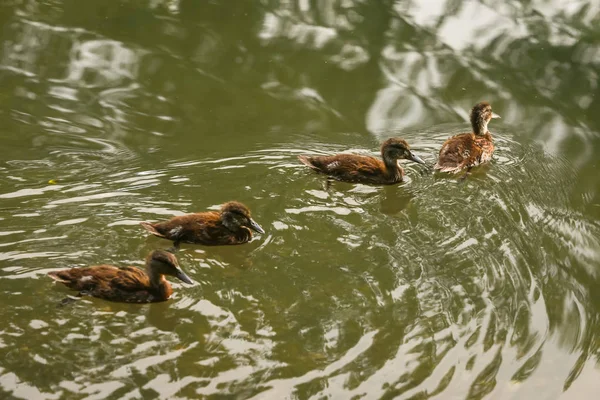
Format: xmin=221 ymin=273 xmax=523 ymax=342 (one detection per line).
xmin=1 ymin=0 xmax=600 ymax=399
xmin=3 ymin=128 xmax=597 ymax=398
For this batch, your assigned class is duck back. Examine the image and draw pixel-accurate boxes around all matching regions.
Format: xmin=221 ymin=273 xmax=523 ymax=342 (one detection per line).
xmin=48 ymin=265 xmax=172 ymax=303
xmin=141 ymin=212 xmax=252 ymax=245
xmin=298 ymin=154 xmax=395 ymax=184
xmin=435 ymin=133 xmax=494 ymax=173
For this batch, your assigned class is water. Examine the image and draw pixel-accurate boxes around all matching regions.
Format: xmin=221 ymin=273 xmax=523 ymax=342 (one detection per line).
xmin=1 ymin=1 xmax=599 ymax=399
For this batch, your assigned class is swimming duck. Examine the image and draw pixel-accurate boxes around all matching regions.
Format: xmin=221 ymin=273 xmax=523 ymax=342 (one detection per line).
xmin=434 ymin=101 xmax=500 ymax=174
xmin=140 ymin=201 xmax=265 ymax=249
xmin=47 ymin=250 xmax=193 ymax=303
xmin=298 ymin=138 xmax=426 ymax=185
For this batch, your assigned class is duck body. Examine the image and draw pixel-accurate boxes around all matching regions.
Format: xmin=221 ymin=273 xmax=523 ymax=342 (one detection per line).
xmin=49 ymin=265 xmax=171 ymax=303
xmin=141 ymin=211 xmax=250 ymax=246
xmin=434 ymin=101 xmax=499 ymax=174
xmin=48 ymin=250 xmax=192 ymax=303
xmin=434 ymin=132 xmax=494 ymax=173
xmin=298 ymin=138 xmax=425 ymax=185
xmin=140 ymin=201 xmax=265 ymax=248
xmin=299 ymin=154 xmax=403 ymax=185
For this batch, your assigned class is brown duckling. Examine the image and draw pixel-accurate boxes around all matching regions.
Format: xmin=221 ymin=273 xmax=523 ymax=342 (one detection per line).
xmin=298 ymin=138 xmax=426 ymax=185
xmin=140 ymin=201 xmax=265 ymax=249
xmin=47 ymin=250 xmax=193 ymax=303
xmin=434 ymin=101 xmax=500 ymax=174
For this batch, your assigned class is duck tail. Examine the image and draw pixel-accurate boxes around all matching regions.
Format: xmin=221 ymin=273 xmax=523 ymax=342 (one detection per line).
xmin=298 ymin=155 xmax=316 ymax=169
xmin=140 ymin=222 xmax=166 ymax=238
xmin=433 ymin=162 xmax=463 ymax=174
xmin=47 ymin=270 xmax=70 ymax=283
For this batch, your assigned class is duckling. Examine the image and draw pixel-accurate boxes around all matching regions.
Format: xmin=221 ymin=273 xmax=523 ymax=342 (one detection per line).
xmin=434 ymin=101 xmax=500 ymax=174
xmin=140 ymin=201 xmax=265 ymax=249
xmin=47 ymin=250 xmax=193 ymax=303
xmin=298 ymin=138 xmax=426 ymax=185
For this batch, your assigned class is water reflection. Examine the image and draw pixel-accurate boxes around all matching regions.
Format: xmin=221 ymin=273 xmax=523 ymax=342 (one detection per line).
xmin=1 ymin=0 xmax=600 ymax=399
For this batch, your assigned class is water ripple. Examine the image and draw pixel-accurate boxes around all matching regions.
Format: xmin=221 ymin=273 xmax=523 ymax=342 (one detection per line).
xmin=1 ymin=1 xmax=599 ymax=398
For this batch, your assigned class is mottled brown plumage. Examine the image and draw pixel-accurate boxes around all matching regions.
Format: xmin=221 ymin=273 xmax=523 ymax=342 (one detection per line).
xmin=140 ymin=201 xmax=265 ymax=248
xmin=47 ymin=250 xmax=193 ymax=303
xmin=298 ymin=138 xmax=426 ymax=185
xmin=434 ymin=102 xmax=500 ymax=173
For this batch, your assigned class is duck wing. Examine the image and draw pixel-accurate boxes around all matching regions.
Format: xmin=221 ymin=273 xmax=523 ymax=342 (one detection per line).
xmin=109 ymin=266 xmax=151 ymax=292
xmin=141 ymin=212 xmax=220 ymax=242
xmin=48 ymin=265 xmax=121 ymax=291
xmin=299 ymin=154 xmax=384 ymax=183
xmin=435 ymin=133 xmax=482 ymax=172
xmin=49 ymin=265 xmax=156 ymax=302
xmin=103 ymin=266 xmax=169 ymax=302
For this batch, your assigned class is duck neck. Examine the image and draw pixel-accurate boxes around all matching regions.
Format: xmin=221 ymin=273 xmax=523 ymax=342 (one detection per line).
xmin=147 ymin=267 xmax=172 ymax=300
xmin=381 ymin=151 xmax=403 ymax=181
xmin=146 ymin=266 xmax=166 ymax=290
xmin=472 ymin=118 xmax=489 ymax=135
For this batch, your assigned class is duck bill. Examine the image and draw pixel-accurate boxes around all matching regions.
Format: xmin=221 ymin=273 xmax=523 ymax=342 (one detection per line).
xmin=491 ymin=112 xmax=501 ymax=119
xmin=248 ymin=219 xmax=265 ymax=234
xmin=174 ymin=269 xmax=193 ymax=284
xmin=407 ymin=151 xmax=426 ymax=165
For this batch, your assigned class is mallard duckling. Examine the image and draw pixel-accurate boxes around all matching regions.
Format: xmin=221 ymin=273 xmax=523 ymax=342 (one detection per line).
xmin=298 ymin=138 xmax=426 ymax=185
xmin=48 ymin=250 xmax=193 ymax=303
xmin=434 ymin=101 xmax=500 ymax=174
xmin=140 ymin=201 xmax=265 ymax=249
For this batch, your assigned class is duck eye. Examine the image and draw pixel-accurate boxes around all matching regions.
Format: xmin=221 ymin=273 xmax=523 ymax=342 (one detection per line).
xmin=233 ymin=212 xmax=249 ymax=222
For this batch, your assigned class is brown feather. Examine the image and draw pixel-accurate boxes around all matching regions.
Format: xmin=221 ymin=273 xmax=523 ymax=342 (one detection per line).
xmin=139 ymin=222 xmax=165 ymax=238
xmin=48 ymin=265 xmax=171 ymax=303
xmin=48 ymin=250 xmax=191 ymax=303
xmin=434 ymin=102 xmax=497 ymax=173
xmin=298 ymin=138 xmax=424 ymax=185
xmin=140 ymin=202 xmax=260 ymax=247
xmin=298 ymin=154 xmax=396 ymax=184
xmin=435 ymin=133 xmax=494 ymax=173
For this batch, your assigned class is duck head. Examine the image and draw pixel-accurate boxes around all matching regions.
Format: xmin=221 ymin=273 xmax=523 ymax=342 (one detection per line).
xmin=470 ymin=101 xmax=500 ymax=135
xmin=221 ymin=201 xmax=265 ymax=234
xmin=147 ymin=250 xmax=193 ymax=284
xmin=381 ymin=138 xmax=426 ymax=165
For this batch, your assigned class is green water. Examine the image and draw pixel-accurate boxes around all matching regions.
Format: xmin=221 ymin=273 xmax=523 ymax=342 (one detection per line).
xmin=1 ymin=1 xmax=599 ymax=399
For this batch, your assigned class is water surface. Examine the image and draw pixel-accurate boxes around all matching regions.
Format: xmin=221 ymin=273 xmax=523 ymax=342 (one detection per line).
xmin=1 ymin=1 xmax=600 ymax=399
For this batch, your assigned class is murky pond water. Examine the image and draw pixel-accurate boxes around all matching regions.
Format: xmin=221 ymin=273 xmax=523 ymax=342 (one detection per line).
xmin=1 ymin=1 xmax=600 ymax=399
